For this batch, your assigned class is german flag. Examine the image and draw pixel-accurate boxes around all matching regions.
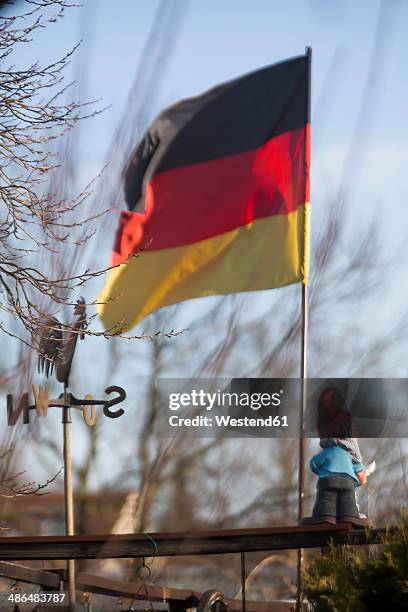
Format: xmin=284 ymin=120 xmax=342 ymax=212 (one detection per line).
xmin=98 ymin=54 xmax=310 ymax=331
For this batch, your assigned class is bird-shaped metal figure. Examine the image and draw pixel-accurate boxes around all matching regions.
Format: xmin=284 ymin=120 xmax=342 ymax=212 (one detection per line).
xmin=36 ymin=298 xmax=87 ymax=385
xmin=36 ymin=315 xmax=63 ymax=379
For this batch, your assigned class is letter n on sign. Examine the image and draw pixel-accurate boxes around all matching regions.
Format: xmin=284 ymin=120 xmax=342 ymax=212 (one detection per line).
xmin=7 ymin=394 xmax=29 ymax=426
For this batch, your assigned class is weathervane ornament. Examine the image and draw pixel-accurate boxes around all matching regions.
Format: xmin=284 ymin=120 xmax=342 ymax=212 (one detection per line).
xmin=7 ymin=298 xmax=126 ymax=427
xmin=37 ymin=296 xmax=87 ymax=383
xmin=6 ymin=298 xmax=126 ymax=607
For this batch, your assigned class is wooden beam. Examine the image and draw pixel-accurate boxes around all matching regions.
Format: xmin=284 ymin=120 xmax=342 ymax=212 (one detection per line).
xmin=0 ymin=565 xmax=297 ymax=611
xmin=77 ymin=571 xmax=192 ymax=600
xmin=76 ymin=572 xmax=298 ymax=612
xmin=0 ymin=524 xmax=387 ymax=561
xmin=0 ymin=561 xmax=62 ymax=588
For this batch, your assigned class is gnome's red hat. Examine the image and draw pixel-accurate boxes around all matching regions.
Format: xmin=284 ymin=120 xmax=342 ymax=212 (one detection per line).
xmin=317 ymin=387 xmax=353 ymax=438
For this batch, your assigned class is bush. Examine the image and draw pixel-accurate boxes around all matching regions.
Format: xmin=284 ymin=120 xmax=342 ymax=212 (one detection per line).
xmin=303 ymin=513 xmax=408 ymax=611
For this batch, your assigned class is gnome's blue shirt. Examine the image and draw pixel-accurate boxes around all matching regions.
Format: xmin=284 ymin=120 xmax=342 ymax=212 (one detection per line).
xmin=310 ymin=446 xmax=365 ymax=486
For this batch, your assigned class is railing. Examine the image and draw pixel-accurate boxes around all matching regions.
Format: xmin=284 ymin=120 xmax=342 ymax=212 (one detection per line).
xmin=0 ymin=523 xmax=386 ymax=560
xmin=0 ymin=524 xmax=391 ymax=611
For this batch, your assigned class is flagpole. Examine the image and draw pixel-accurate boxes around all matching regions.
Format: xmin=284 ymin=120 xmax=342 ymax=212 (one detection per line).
xmin=298 ymin=282 xmax=308 ymax=518
xmin=296 ymin=45 xmax=311 ymax=612
xmin=63 ymin=382 xmax=76 ymax=607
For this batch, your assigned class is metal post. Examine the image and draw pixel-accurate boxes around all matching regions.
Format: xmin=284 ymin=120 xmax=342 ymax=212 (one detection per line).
xmin=296 ymin=283 xmax=308 ymax=610
xmin=296 ymin=46 xmax=312 ymax=612
xmin=240 ymin=551 xmax=246 ymax=612
xmin=63 ymin=383 xmax=76 ymax=607
xmin=298 ymin=284 xmax=309 ymax=522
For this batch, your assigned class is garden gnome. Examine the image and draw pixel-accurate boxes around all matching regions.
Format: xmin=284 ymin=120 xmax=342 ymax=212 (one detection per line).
xmin=302 ymin=386 xmax=372 ymax=528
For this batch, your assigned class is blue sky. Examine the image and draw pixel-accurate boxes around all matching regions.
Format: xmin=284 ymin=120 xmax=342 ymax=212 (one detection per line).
xmin=11 ymin=0 xmax=407 ymax=247
xmin=13 ymin=1 xmax=406 ymax=180
xmin=95 ymin=2 xmax=403 ymax=171
xmin=16 ymin=0 xmax=404 ymax=253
